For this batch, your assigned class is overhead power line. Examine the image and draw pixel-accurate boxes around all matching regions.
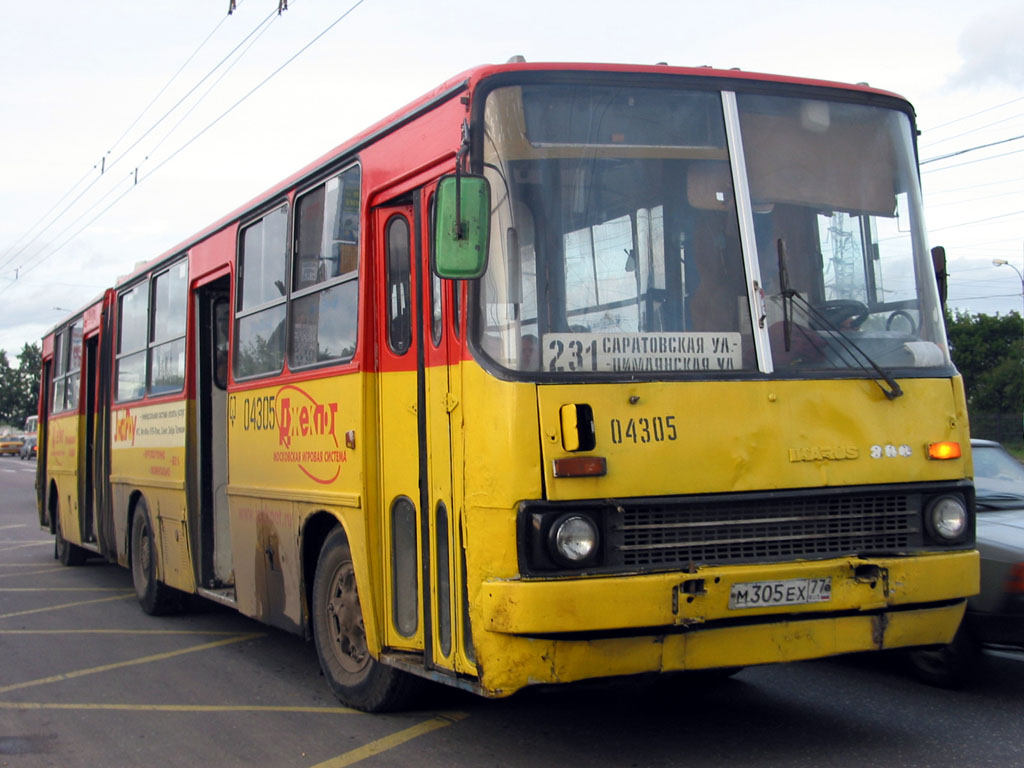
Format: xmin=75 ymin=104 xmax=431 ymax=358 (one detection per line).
xmin=0 ymin=5 xmax=281 ymax=281
xmin=105 ymin=10 xmax=235 ymax=162
xmin=135 ymin=10 xmax=281 ymax=176
xmin=924 ymin=177 xmax=1022 ymax=196
xmin=921 ymin=94 xmax=1024 ymax=134
xmin=0 ymin=9 xmax=244 ymax=276
xmin=928 ymin=208 xmax=1024 ymax=233
xmin=1 ymin=0 xmax=370 ymax=296
xmin=920 ymin=132 xmax=1024 ymax=164
xmin=925 ymin=186 xmax=1024 ymax=209
xmin=0 ymin=167 xmax=100 ymax=272
xmin=921 ymin=147 xmax=1024 ymax=173
xmin=98 ymin=6 xmax=280 ymax=188
xmin=947 ymin=292 xmax=1022 ymax=301
xmin=920 ymin=110 xmax=1024 ymax=150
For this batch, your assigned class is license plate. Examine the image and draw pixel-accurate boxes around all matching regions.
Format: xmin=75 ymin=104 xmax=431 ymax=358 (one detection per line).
xmin=728 ymin=577 xmax=832 ymax=609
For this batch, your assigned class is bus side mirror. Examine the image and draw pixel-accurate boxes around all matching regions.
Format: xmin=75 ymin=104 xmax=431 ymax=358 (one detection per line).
xmin=931 ymin=245 xmax=947 ymax=311
xmin=434 ymin=174 xmax=490 ymax=279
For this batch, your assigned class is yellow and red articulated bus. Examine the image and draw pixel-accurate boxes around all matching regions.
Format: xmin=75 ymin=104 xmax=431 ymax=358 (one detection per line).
xmin=38 ymin=60 xmax=977 ymax=711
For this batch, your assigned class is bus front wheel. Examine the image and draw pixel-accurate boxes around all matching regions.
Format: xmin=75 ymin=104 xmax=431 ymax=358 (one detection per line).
xmin=907 ymin=621 xmax=981 ymax=688
xmin=312 ymin=527 xmax=419 ymax=712
xmin=130 ymin=500 xmax=180 ymax=615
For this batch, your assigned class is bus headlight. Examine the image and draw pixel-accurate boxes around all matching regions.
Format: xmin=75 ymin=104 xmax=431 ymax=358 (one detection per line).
xmin=925 ymin=495 xmax=968 ymax=542
xmin=549 ymin=514 xmax=599 ymax=567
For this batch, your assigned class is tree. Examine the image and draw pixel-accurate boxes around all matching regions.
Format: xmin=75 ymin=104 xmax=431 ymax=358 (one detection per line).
xmin=0 ymin=349 xmax=13 ymax=426
xmin=944 ymin=309 xmax=1023 ymax=414
xmin=16 ymin=343 xmax=41 ymax=426
xmin=0 ymin=342 xmax=42 ymax=429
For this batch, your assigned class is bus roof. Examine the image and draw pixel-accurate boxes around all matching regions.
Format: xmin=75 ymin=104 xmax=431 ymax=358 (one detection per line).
xmin=111 ymin=60 xmax=910 ymax=288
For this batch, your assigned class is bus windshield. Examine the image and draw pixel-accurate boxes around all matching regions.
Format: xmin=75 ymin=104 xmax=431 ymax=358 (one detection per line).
xmin=475 ymin=82 xmax=949 ymax=377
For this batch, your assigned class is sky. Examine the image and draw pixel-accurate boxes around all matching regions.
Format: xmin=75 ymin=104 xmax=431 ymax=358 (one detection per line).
xmin=1 ymin=0 xmax=1022 ymax=357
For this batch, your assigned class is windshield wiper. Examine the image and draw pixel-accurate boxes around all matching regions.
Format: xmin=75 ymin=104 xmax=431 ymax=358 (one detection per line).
xmin=775 ymin=239 xmax=904 ymax=400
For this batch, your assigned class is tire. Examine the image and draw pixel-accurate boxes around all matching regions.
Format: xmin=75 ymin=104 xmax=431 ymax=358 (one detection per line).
xmin=130 ymin=500 xmax=181 ymax=615
xmin=907 ymin=621 xmax=981 ymax=689
xmin=54 ymin=504 xmax=87 ymax=567
xmin=686 ymin=666 xmax=744 ymax=681
xmin=657 ymin=667 xmax=743 ymax=692
xmin=312 ymin=527 xmax=420 ymax=712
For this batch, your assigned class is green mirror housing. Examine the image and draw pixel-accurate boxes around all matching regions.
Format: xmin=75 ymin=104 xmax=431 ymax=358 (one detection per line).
xmin=433 ymin=174 xmax=491 ymax=279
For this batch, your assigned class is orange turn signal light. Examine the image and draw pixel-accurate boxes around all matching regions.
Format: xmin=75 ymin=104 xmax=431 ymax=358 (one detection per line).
xmin=553 ymin=456 xmax=607 ymax=478
xmin=927 ymin=441 xmax=961 ymax=460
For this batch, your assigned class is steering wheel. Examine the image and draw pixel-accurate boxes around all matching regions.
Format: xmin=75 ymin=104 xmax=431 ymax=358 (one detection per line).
xmin=885 ymin=309 xmax=917 ymax=334
xmin=812 ymin=299 xmax=870 ymax=330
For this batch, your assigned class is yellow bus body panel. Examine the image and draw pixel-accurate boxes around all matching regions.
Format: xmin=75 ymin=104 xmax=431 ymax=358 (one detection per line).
xmin=480 ymin=551 xmax=977 ymax=635
xmin=536 ymin=377 xmax=970 ymax=500
xmin=109 ymin=400 xmax=192 ymax=592
xmin=475 ymin=602 xmax=966 ymax=694
xmin=471 ymin=555 xmax=972 ymax=696
xmin=456 ymin=364 xmax=975 ymax=696
xmin=47 ymin=412 xmax=81 ymax=545
xmin=226 ymin=374 xmax=371 ymax=637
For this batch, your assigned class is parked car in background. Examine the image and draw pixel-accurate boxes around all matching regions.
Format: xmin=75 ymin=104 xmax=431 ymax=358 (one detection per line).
xmin=19 ymin=435 xmax=37 ymax=460
xmin=909 ymin=439 xmax=1024 ymax=686
xmin=0 ymin=433 xmax=25 ymax=456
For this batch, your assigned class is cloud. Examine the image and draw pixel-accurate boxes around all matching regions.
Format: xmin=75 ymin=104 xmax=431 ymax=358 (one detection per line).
xmin=949 ymin=4 xmax=1024 ymax=88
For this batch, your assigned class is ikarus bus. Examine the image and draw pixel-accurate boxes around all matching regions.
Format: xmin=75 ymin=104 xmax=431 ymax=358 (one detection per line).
xmin=38 ymin=61 xmax=977 ymax=712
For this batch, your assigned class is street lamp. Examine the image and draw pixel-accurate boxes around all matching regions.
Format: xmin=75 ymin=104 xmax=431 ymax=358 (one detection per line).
xmin=994 ymin=257 xmax=1024 ymax=440
xmin=992 ymin=258 xmax=1024 ymax=319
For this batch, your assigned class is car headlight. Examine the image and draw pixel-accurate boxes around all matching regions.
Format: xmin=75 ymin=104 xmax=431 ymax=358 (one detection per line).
xmin=925 ymin=495 xmax=968 ymax=542
xmin=549 ymin=514 xmax=599 ymax=567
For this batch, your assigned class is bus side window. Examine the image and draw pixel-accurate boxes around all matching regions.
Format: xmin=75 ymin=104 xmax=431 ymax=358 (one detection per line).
xmin=428 ymin=194 xmax=443 ymax=347
xmin=290 ymin=165 xmax=361 ymax=368
xmin=213 ymin=298 xmax=229 ymax=390
xmin=386 ymin=215 xmax=412 ymax=355
xmin=235 ymin=204 xmax=288 ymax=379
xmin=149 ymin=261 xmax=187 ymax=396
xmin=115 ymin=284 xmax=149 ymax=401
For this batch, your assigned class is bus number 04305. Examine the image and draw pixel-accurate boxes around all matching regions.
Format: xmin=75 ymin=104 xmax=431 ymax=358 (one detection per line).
xmin=610 ymin=416 xmax=678 ymax=444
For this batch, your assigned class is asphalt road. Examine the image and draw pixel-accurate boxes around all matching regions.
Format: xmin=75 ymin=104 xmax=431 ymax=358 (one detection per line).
xmin=3 ymin=457 xmax=1024 ymax=768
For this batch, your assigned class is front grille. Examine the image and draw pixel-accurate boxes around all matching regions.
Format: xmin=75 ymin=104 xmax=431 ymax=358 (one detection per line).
xmin=610 ymin=492 xmax=919 ymax=568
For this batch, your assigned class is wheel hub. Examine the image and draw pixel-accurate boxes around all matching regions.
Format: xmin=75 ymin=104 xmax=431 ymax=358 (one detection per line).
xmin=326 ymin=561 xmax=369 ymax=674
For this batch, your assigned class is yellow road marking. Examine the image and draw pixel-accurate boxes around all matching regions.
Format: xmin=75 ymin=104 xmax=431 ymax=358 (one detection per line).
xmin=0 ymin=629 xmax=248 ymax=636
xmin=0 ymin=633 xmax=265 ymax=694
xmin=309 ymin=712 xmax=470 ymax=768
xmin=0 ymin=567 xmax=65 ymax=579
xmin=0 ymin=587 xmax=134 ymax=592
xmin=0 ymin=541 xmax=54 ymax=551
xmin=0 ymin=563 xmax=65 ymax=567
xmin=0 ymin=593 xmax=133 ymax=619
xmin=0 ymin=701 xmax=359 ymax=715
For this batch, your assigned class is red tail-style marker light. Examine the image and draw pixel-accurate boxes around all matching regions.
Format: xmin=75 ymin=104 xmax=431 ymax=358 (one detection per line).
xmin=928 ymin=441 xmax=961 ymax=460
xmin=1006 ymin=563 xmax=1024 ymax=594
xmin=553 ymin=457 xmax=607 ymax=478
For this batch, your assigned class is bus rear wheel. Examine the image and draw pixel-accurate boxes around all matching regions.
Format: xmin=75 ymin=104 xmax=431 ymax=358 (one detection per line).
xmin=312 ymin=527 xmax=419 ymax=712
xmin=130 ymin=500 xmax=181 ymax=615
xmin=54 ymin=513 xmax=87 ymax=567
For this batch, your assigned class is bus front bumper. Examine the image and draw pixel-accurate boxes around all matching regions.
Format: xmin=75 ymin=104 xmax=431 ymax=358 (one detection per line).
xmin=472 ymin=551 xmax=976 ymax=695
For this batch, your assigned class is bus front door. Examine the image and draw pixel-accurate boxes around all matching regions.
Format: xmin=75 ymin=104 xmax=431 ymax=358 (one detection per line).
xmin=375 ymin=191 xmax=464 ymax=677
